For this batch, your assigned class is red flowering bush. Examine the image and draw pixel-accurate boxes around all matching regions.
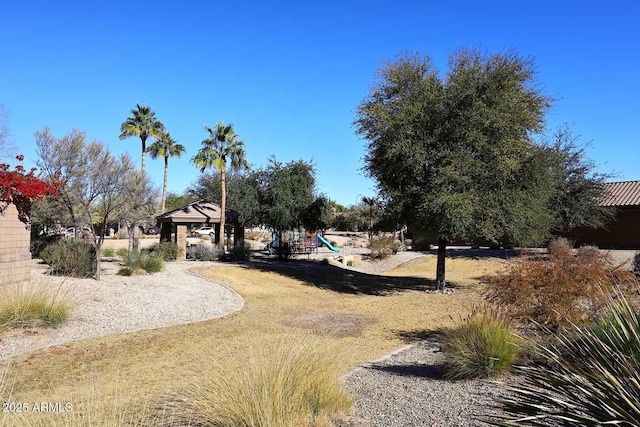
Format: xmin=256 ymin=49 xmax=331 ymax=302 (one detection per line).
xmin=0 ymin=155 xmax=63 ymax=223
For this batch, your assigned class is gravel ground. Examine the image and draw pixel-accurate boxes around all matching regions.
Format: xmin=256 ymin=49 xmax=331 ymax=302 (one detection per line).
xmin=0 ymin=260 xmax=244 ymax=360
xmin=338 ymin=339 xmax=511 ymax=427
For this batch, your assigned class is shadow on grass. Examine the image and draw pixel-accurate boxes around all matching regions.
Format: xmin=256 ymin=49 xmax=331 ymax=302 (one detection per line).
xmin=246 ymin=258 xmax=438 ymax=295
xmin=394 ymin=328 xmax=445 ymax=344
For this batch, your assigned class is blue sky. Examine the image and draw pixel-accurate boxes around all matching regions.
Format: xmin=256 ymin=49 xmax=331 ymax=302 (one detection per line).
xmin=1 ymin=1 xmax=638 ymax=207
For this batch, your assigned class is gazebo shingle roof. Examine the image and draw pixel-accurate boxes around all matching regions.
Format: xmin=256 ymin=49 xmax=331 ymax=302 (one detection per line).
xmin=155 ymin=200 xmax=239 ymax=223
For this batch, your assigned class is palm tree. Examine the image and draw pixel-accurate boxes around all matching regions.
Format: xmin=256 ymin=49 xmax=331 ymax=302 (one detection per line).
xmin=191 ymin=122 xmax=249 ymax=252
xmin=147 ymin=132 xmax=186 ymax=213
xmin=119 ymin=103 xmax=165 ymax=174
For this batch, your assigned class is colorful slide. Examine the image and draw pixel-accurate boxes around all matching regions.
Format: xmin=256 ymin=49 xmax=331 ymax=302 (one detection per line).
xmin=317 ymin=234 xmax=340 ymax=252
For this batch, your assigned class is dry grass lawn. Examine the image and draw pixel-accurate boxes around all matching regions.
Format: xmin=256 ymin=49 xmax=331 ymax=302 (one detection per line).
xmin=1 ymin=254 xmax=505 ymax=425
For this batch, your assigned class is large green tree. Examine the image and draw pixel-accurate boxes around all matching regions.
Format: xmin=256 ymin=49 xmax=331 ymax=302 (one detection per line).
xmin=191 ymin=122 xmax=249 ymax=251
xmin=543 ymin=124 xmax=614 ymax=231
xmin=189 ymin=170 xmax=261 ymax=228
xmin=147 ymin=132 xmax=186 ymax=213
xmin=356 ymin=48 xmax=554 ymax=290
xmin=119 ymin=103 xmax=165 ymax=174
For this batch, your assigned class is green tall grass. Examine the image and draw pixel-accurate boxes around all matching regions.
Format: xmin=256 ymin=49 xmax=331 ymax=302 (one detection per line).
xmin=160 ymin=334 xmax=352 ymax=427
xmin=443 ymin=305 xmax=521 ymax=380
xmin=492 ymin=290 xmax=640 ymax=426
xmin=0 ymin=281 xmax=72 ymax=329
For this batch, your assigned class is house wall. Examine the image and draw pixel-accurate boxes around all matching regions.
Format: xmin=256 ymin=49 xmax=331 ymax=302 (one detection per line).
xmin=557 ymin=206 xmax=640 ymax=249
xmin=0 ymin=203 xmax=34 ymax=284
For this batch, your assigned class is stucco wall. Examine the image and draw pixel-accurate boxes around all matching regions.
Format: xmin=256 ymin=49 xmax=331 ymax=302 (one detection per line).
xmin=0 ymin=203 xmax=34 ymax=284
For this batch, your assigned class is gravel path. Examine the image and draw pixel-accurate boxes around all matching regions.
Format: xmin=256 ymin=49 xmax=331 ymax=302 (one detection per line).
xmin=338 ymin=339 xmax=510 ymax=427
xmin=0 ymin=260 xmax=244 ymax=360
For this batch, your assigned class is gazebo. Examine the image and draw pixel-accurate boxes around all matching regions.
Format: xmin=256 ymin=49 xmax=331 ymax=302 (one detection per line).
xmin=155 ymin=200 xmax=244 ymax=259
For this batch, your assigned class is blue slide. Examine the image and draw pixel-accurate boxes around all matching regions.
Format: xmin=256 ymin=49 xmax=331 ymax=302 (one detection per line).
xmin=317 ymin=234 xmax=340 ymax=252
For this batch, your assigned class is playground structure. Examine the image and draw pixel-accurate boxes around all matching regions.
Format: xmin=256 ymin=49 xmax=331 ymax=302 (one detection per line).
xmin=266 ymin=228 xmax=340 ymax=256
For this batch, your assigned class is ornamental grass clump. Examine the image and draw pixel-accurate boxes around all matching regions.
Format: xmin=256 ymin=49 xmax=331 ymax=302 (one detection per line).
xmin=492 ymin=291 xmax=640 ymax=426
xmin=443 ymin=304 xmax=521 ymax=380
xmin=159 ymin=334 xmax=352 ymax=427
xmin=483 ymin=245 xmax=634 ymax=330
xmin=0 ymin=281 xmax=72 ymax=329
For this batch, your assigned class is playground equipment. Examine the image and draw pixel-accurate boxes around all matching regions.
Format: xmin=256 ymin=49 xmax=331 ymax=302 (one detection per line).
xmin=266 ymin=228 xmax=340 ymax=256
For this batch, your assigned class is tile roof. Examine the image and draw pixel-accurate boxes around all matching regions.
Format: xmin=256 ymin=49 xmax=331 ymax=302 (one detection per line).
xmin=599 ymin=181 xmax=640 ymax=207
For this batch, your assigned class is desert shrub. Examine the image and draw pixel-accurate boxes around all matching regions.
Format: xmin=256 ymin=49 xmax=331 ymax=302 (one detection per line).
xmin=576 ymin=244 xmax=601 ymax=263
xmin=40 ymin=239 xmax=97 ymax=278
xmin=141 ymin=255 xmax=163 ymax=273
xmin=30 ymin=233 xmax=60 ymax=258
xmin=160 ymin=334 xmax=351 ymax=427
xmin=186 ymin=244 xmax=221 ymax=261
xmin=115 ymin=247 xmax=129 ymax=258
xmin=393 ymin=240 xmax=406 ymax=252
xmin=493 ymin=292 xmax=640 ymax=426
xmin=231 ymin=242 xmax=252 ymax=261
xmin=117 ymin=267 xmax=133 ymax=276
xmin=547 ymin=236 xmax=573 ymax=257
xmin=116 ymin=228 xmax=129 ymax=239
xmin=633 ymin=251 xmax=640 ymax=279
xmin=0 ymin=281 xmax=72 ymax=329
xmin=483 ymin=248 xmax=634 ymax=330
xmin=144 ymin=242 xmax=180 ymax=261
xmin=369 ymin=235 xmax=395 ymax=259
xmin=443 ymin=304 xmax=521 ymax=380
xmin=404 ymin=238 xmax=412 ymax=248
xmin=123 ymin=250 xmax=163 ymax=273
xmin=101 ymin=247 xmax=115 ymax=257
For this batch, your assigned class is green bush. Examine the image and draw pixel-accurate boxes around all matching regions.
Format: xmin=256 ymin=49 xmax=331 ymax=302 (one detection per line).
xmin=122 ymin=250 xmax=163 ymax=273
xmin=30 ymin=234 xmax=60 ymax=258
xmin=143 ymin=242 xmax=180 ymax=261
xmin=141 ymin=255 xmax=163 ymax=273
xmin=187 ymin=244 xmax=221 ymax=261
xmin=116 ymin=247 xmax=129 ymax=258
xmin=40 ymin=239 xmax=97 ymax=278
xmin=101 ymin=247 xmax=115 ymax=257
xmin=393 ymin=240 xmax=406 ymax=253
xmin=493 ymin=293 xmax=640 ymax=426
xmin=443 ymin=305 xmax=521 ymax=380
xmin=0 ymin=281 xmax=72 ymax=329
xmin=117 ymin=267 xmax=133 ymax=276
xmin=369 ymin=236 xmax=395 ymax=259
xmin=231 ymin=242 xmax=252 ymax=261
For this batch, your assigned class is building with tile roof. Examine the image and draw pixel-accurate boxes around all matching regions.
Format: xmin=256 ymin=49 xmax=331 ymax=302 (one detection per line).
xmin=559 ymin=180 xmax=640 ymax=249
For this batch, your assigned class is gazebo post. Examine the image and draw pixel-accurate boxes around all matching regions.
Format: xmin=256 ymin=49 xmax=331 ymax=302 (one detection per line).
xmin=176 ymin=224 xmax=187 ymax=260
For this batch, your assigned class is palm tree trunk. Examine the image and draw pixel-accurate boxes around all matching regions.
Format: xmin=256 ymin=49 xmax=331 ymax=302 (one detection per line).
xmin=141 ymin=135 xmax=147 ymax=174
xmin=220 ymin=169 xmax=226 ymax=253
xmin=161 ymin=156 xmax=168 ymax=212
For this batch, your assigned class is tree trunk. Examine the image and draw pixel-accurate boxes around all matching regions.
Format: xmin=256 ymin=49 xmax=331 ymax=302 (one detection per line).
xmin=220 ymin=169 xmax=227 ymax=253
xmin=141 ymin=135 xmax=147 ymax=174
xmin=95 ymin=240 xmax=102 ymax=281
xmin=436 ymin=237 xmax=447 ymax=291
xmin=161 ymin=156 xmax=168 ymax=212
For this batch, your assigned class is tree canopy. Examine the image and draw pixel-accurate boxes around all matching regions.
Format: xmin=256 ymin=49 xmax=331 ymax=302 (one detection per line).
xmin=191 ymin=122 xmax=249 ymax=251
xmin=119 ymin=103 xmax=165 ymax=174
xmin=356 ymin=48 xmax=555 ymax=289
